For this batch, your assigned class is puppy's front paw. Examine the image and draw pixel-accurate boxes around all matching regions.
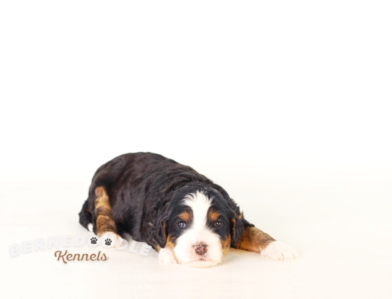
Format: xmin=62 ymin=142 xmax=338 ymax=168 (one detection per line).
xmin=158 ymin=247 xmax=178 ymax=265
xmin=100 ymin=232 xmax=127 ymax=248
xmin=261 ymin=241 xmax=298 ymax=260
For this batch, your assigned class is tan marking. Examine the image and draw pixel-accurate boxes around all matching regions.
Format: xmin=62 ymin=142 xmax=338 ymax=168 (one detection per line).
xmin=165 ymin=235 xmax=179 ymax=263
xmin=236 ymin=227 xmax=275 ymax=253
xmin=95 ymin=187 xmax=104 ymax=197
xmin=209 ymin=211 xmax=221 ymax=222
xmin=179 ymin=212 xmax=190 ymax=222
xmin=94 ymin=186 xmax=117 ymax=236
xmin=221 ymin=236 xmax=231 ymax=259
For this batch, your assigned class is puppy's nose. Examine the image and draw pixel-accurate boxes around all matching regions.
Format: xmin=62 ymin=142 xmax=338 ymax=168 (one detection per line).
xmin=194 ymin=242 xmax=207 ymax=256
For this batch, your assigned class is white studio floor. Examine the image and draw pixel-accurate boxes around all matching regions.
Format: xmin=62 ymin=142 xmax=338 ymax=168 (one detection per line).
xmin=1 ymin=177 xmax=391 ymax=299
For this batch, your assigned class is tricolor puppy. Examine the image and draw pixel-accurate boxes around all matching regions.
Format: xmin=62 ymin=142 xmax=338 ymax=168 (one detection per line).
xmin=79 ymin=153 xmax=297 ymax=268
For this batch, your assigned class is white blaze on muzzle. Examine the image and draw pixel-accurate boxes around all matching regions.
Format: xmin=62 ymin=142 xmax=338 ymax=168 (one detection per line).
xmin=173 ymin=192 xmax=223 ymax=268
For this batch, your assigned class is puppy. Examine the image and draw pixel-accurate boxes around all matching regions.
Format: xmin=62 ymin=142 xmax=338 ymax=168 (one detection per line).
xmin=79 ymin=152 xmax=297 ymax=268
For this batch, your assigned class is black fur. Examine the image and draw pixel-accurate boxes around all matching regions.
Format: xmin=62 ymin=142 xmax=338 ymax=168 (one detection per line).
xmin=79 ymin=152 xmax=254 ymax=250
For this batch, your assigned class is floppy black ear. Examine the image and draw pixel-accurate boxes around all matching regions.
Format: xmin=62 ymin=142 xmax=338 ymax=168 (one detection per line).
xmin=151 ymin=205 xmax=171 ymax=249
xmin=231 ymin=213 xmax=245 ymax=247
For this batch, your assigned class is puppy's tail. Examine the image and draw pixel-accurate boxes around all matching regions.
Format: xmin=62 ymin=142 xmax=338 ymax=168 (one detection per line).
xmin=79 ymin=199 xmax=93 ymax=231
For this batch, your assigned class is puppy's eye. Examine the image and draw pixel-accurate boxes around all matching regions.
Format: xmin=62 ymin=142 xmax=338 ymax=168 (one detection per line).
xmin=213 ymin=221 xmax=223 ymax=228
xmin=177 ymin=221 xmax=187 ymax=229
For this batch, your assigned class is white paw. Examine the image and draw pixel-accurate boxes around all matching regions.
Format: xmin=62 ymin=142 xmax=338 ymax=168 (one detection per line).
xmin=158 ymin=247 xmax=178 ymax=265
xmin=100 ymin=232 xmax=127 ymax=249
xmin=261 ymin=241 xmax=298 ymax=260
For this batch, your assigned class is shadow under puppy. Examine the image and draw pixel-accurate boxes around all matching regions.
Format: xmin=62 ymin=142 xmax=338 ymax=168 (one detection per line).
xmin=79 ymin=152 xmax=297 ymax=268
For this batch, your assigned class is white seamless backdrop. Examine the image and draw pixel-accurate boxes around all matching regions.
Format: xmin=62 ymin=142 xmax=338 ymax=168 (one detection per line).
xmin=0 ymin=1 xmax=391 ymax=299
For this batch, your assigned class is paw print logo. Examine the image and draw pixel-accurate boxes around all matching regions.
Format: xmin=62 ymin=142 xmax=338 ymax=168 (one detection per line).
xmin=87 ymin=235 xmax=100 ymax=247
xmin=105 ymin=238 xmax=112 ymax=246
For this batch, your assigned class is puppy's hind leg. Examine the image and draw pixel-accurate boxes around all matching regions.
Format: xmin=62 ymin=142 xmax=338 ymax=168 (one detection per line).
xmin=236 ymin=227 xmax=297 ymax=260
xmin=93 ymin=186 xmax=126 ymax=248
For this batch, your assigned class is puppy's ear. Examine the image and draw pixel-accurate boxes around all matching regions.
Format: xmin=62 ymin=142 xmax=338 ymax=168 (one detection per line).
xmin=210 ymin=183 xmax=245 ymax=246
xmin=151 ymin=206 xmax=171 ymax=249
xmin=230 ymin=213 xmax=244 ymax=247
